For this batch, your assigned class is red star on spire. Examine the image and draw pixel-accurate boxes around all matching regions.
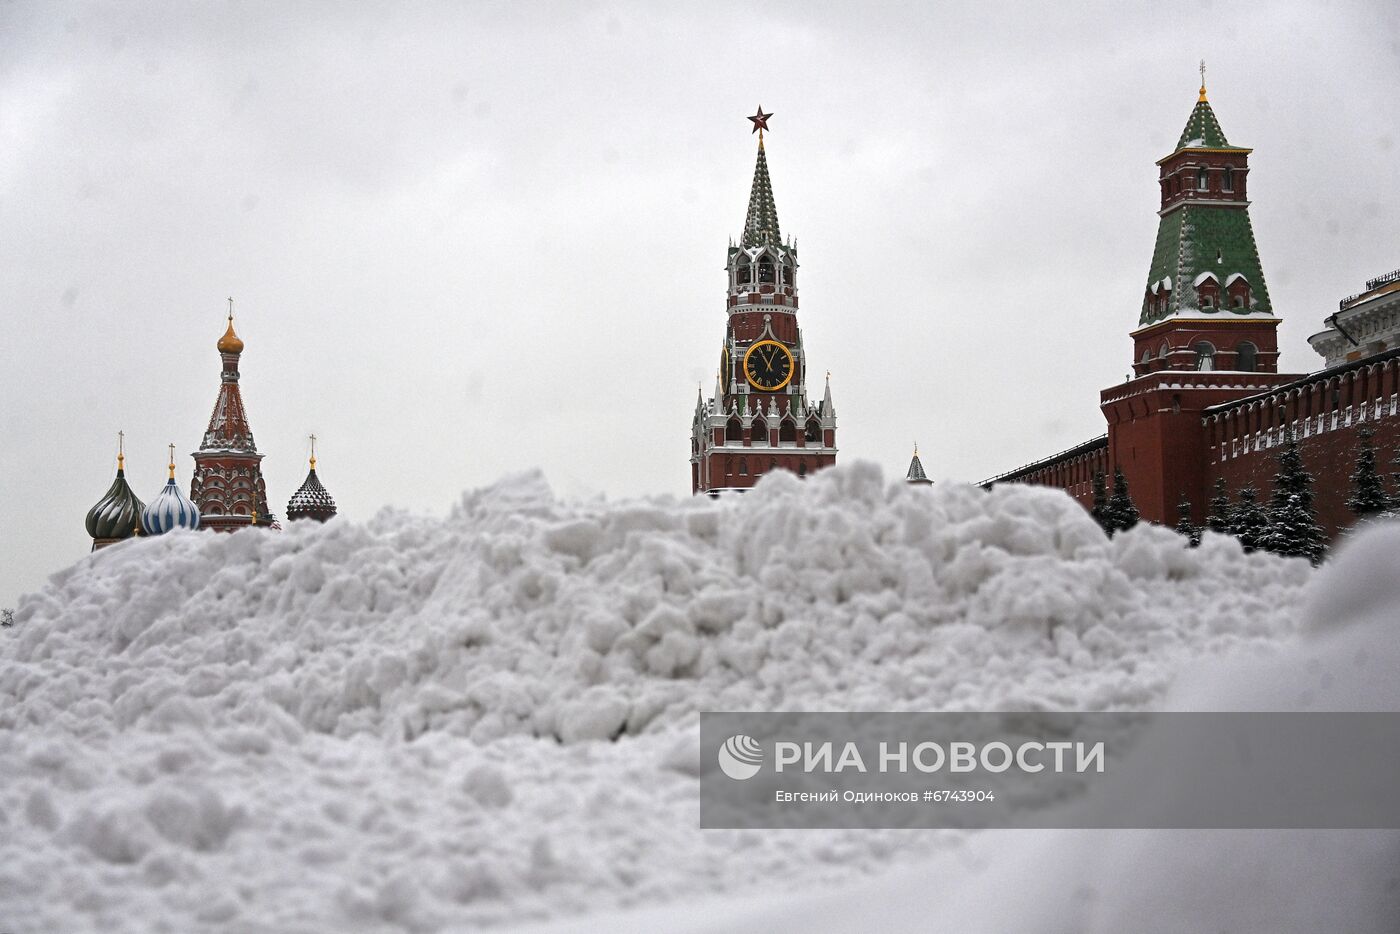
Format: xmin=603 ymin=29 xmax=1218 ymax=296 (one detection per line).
xmin=748 ymin=107 xmax=773 ymax=134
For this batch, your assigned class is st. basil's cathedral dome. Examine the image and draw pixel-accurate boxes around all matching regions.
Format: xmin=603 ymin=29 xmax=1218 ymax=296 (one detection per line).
xmin=286 ymin=437 xmax=337 ymax=522
xmin=85 ymin=435 xmax=145 ymax=550
xmin=142 ymin=444 xmax=201 ymax=535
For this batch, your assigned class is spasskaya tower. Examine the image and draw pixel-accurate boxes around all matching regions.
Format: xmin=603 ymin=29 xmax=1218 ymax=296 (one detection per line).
xmin=690 ymin=108 xmax=837 ymax=494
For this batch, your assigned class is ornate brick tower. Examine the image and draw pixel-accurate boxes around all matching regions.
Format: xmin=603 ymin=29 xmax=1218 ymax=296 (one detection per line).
xmin=1131 ymin=68 xmax=1281 ymax=376
xmin=1101 ymin=72 xmax=1300 ymax=523
xmin=190 ymin=302 xmax=276 ymax=530
xmin=691 ymin=109 xmax=837 ymax=494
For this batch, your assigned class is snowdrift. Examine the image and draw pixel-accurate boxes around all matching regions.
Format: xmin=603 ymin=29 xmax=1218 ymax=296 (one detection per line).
xmin=0 ymin=464 xmax=1318 ymax=931
xmin=531 ymin=522 xmax=1400 ymax=934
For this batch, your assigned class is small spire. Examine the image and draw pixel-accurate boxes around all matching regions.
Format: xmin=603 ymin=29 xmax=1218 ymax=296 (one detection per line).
xmin=1198 ymin=59 xmax=1208 ymax=102
xmin=117 ymin=430 xmax=125 ymax=472
xmin=309 ymin=433 xmax=318 ymax=471
xmin=906 ymin=444 xmax=931 ymax=485
xmin=167 ymin=443 xmax=176 ymax=480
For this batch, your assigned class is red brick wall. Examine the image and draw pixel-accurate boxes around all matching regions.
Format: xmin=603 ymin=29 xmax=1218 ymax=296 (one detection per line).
xmin=987 ymin=441 xmax=1108 ymax=509
xmin=1204 ymin=356 xmax=1400 ymax=536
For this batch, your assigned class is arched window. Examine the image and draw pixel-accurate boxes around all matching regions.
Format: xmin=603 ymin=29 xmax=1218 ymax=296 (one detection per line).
xmin=757 ymin=253 xmax=775 ymax=283
xmin=798 ymin=462 xmax=808 ymax=477
xmin=1232 ymin=294 xmax=1246 ymax=309
xmin=726 ymin=417 xmax=743 ymax=442
xmin=751 ymin=419 xmax=768 ymax=445
xmin=784 ymin=265 xmax=796 ymax=287
xmin=1157 ymin=341 xmax=1169 ymax=360
xmin=735 ymin=260 xmax=752 ymax=285
xmin=1223 ymin=166 xmax=1234 ymax=192
xmin=779 ymin=418 xmax=797 ymax=444
xmin=1236 ymin=342 xmax=1257 ymax=372
xmin=739 ymin=458 xmax=749 ymax=476
xmin=805 ymin=418 xmax=821 ymax=443
xmin=1196 ymin=167 xmax=1208 ymax=190
xmin=1193 ymin=341 xmax=1216 ymax=371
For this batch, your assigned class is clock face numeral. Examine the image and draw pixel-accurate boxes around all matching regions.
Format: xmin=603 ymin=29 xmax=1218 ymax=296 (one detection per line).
xmin=742 ymin=339 xmax=795 ymax=392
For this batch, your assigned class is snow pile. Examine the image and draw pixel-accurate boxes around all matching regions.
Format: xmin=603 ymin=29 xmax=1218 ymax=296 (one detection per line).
xmin=552 ymin=522 xmax=1400 ymax=934
xmin=0 ymin=464 xmax=1313 ymax=931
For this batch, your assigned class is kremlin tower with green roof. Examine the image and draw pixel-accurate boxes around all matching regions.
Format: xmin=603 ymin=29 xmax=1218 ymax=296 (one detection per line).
xmin=1099 ymin=72 xmax=1303 ymax=526
xmin=1132 ymin=70 xmax=1280 ymax=374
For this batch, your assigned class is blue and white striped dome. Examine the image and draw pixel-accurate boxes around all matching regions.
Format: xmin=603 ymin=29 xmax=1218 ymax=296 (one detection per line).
xmin=142 ymin=476 xmax=201 ymax=535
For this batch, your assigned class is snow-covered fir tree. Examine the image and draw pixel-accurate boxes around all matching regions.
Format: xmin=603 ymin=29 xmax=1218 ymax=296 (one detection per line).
xmin=1228 ymin=488 xmax=1269 ymax=552
xmin=1090 ymin=469 xmax=1109 ymax=534
xmin=1347 ymin=427 xmax=1389 ymax=516
xmin=1205 ymin=478 xmax=1232 ymax=535
xmin=1104 ymin=467 xmax=1140 ymax=535
xmin=1389 ymin=443 xmax=1400 ymax=511
xmin=1175 ymin=498 xmax=1200 ymax=546
xmin=1265 ymin=431 xmax=1325 ymax=565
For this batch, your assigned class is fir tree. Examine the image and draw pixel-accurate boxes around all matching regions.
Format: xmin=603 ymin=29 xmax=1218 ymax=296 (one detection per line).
xmin=1347 ymin=427 xmax=1388 ymax=516
xmin=1104 ymin=467 xmax=1140 ymax=535
xmin=1204 ymin=478 xmax=1232 ymax=535
xmin=1390 ymin=443 xmax=1400 ymax=511
xmin=1264 ymin=431 xmax=1326 ymax=565
xmin=1228 ymin=488 xmax=1269 ymax=552
xmin=1174 ymin=498 xmax=1200 ymax=546
xmin=1090 ymin=469 xmax=1109 ymax=534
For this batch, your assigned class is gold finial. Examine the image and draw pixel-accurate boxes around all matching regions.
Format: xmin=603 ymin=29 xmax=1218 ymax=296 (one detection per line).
xmin=309 ymin=433 xmax=318 ymax=470
xmin=1198 ymin=59 xmax=1208 ymax=102
xmin=167 ymin=443 xmax=176 ymax=480
xmin=913 ymin=441 xmax=919 ymax=458
xmin=117 ymin=430 xmax=125 ymax=471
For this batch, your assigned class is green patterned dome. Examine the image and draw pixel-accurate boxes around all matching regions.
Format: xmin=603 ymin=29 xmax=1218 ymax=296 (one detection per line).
xmin=85 ymin=463 xmax=145 ymax=543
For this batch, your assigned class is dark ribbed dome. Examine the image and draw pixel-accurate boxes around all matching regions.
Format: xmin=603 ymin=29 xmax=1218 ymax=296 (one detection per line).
xmin=287 ymin=467 xmax=337 ymax=522
xmin=85 ymin=467 xmax=145 ymax=547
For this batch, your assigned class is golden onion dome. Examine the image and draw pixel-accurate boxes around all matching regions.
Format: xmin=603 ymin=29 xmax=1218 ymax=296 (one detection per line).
xmin=217 ymin=314 xmax=244 ymax=354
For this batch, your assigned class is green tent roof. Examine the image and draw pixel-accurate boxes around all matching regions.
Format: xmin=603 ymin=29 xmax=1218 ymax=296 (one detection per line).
xmin=1175 ymin=98 xmax=1232 ymax=150
xmin=1140 ymin=202 xmax=1273 ymax=325
xmin=741 ymin=141 xmax=781 ymax=248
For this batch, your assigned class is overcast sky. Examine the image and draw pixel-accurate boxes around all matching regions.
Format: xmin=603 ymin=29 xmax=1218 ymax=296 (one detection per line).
xmin=2 ymin=0 xmax=1397 ymax=606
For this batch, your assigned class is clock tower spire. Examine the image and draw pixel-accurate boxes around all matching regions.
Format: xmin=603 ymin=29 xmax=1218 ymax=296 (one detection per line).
xmin=690 ymin=111 xmax=837 ymax=494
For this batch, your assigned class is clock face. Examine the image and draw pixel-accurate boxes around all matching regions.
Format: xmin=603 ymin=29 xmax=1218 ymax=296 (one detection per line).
xmin=743 ymin=339 xmax=795 ymax=392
